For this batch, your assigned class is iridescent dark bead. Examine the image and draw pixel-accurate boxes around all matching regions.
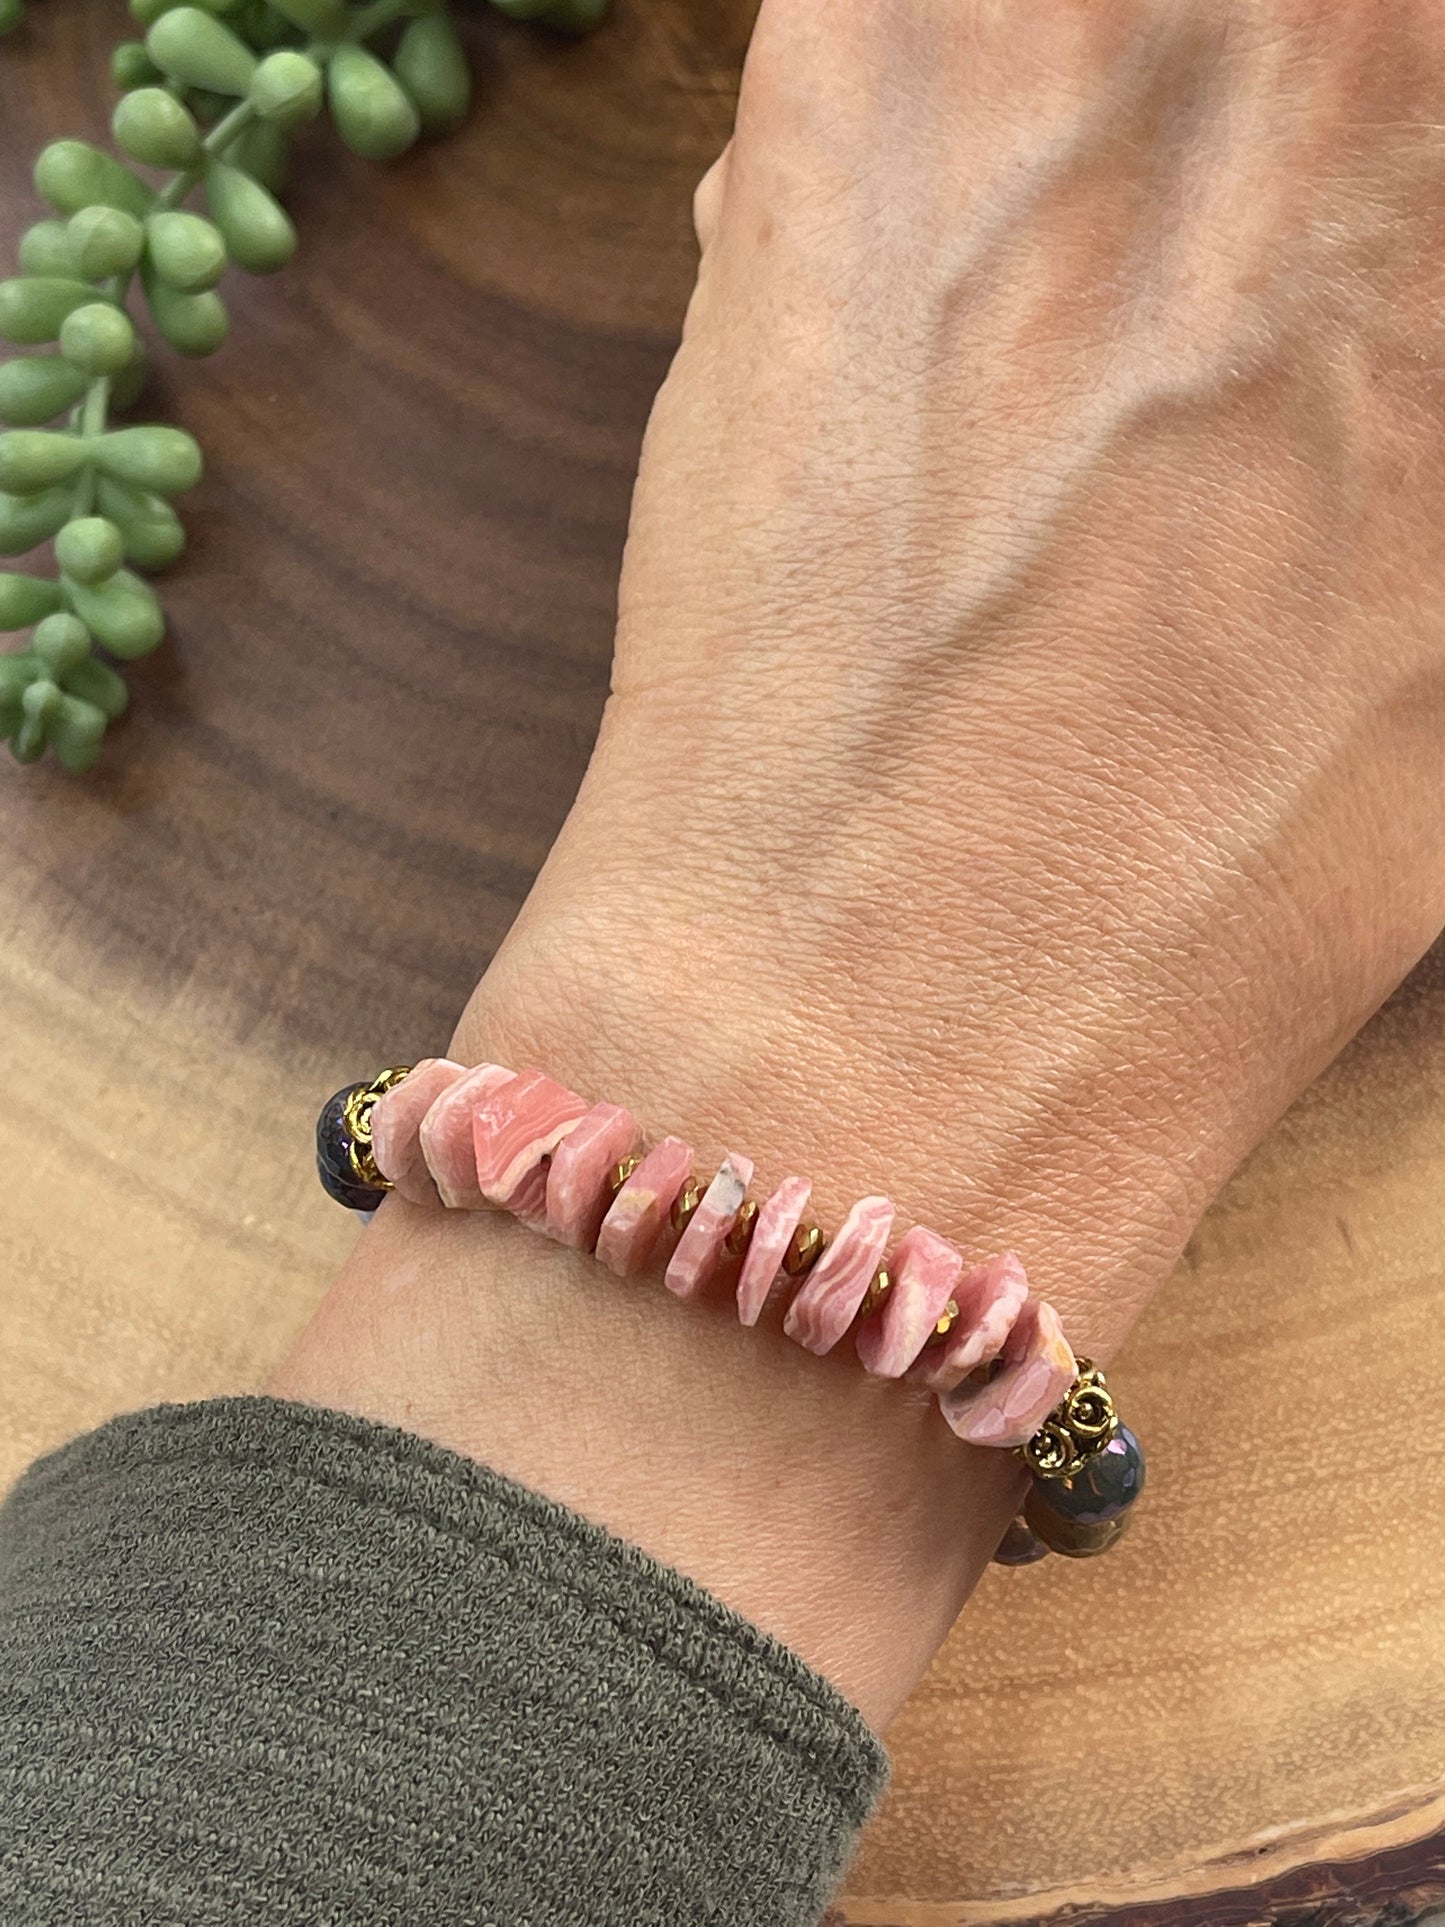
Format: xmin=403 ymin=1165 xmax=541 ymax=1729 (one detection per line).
xmin=316 ymin=1083 xmax=388 ymax=1213
xmin=993 ymin=1517 xmax=1050 ymax=1566
xmin=1022 ymin=1489 xmax=1131 ymax=1558
xmin=1033 ymin=1424 xmax=1146 ymax=1526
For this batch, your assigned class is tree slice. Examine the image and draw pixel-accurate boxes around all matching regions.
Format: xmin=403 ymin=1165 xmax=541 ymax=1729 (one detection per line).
xmin=1 ymin=6 xmax=1442 ymax=1924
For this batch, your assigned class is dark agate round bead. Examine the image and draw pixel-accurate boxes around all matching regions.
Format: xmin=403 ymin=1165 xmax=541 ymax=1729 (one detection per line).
xmin=316 ymin=1083 xmax=388 ymax=1212
xmin=1036 ymin=1424 xmax=1146 ymax=1526
xmin=993 ymin=1518 xmax=1050 ymax=1567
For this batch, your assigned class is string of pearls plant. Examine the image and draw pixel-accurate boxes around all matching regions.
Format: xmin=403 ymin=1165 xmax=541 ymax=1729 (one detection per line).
xmin=0 ymin=0 xmax=604 ymax=770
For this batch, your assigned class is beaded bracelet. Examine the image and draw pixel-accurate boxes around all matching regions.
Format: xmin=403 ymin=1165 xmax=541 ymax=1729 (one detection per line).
xmin=317 ymin=1061 xmax=1146 ymax=1562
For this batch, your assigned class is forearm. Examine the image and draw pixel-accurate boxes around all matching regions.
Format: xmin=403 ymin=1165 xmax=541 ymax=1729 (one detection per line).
xmin=271 ymin=1193 xmax=1027 ymax=1731
xmin=274 ymin=1 xmax=1445 ymax=1731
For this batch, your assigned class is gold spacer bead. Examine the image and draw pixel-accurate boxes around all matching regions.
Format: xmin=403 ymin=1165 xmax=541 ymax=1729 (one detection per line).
xmin=670 ymin=1177 xmax=703 ymax=1233
xmin=782 ymin=1221 xmax=826 ymax=1277
xmin=857 ymin=1267 xmax=892 ymax=1321
xmin=724 ymin=1197 xmax=759 ymax=1256
xmin=608 ymin=1152 xmax=641 ymax=1198
xmin=922 ymin=1297 xmax=960 ymax=1349
xmin=342 ymin=1066 xmax=413 ymax=1192
xmin=1021 ymin=1360 xmax=1119 ymax=1480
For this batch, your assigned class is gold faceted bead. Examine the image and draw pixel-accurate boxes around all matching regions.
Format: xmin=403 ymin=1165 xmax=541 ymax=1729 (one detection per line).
xmin=922 ymin=1297 xmax=960 ymax=1349
xmin=724 ymin=1198 xmax=759 ymax=1256
xmin=857 ymin=1267 xmax=892 ymax=1321
xmin=670 ymin=1178 xmax=702 ymax=1233
xmin=782 ymin=1221 xmax=826 ymax=1277
xmin=608 ymin=1152 xmax=641 ymax=1198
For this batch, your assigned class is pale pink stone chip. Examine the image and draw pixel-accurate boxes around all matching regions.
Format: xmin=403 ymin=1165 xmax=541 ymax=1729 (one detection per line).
xmin=782 ymin=1195 xmax=895 ymax=1356
xmin=665 ymin=1153 xmax=754 ymax=1301
xmin=472 ymin=1067 xmax=589 ymax=1228
xmin=855 ymin=1225 xmax=964 ymax=1378
xmin=906 ymin=1251 xmax=1030 ymax=1394
xmin=595 ymin=1135 xmax=694 ymax=1277
xmin=735 ymin=1175 xmax=812 ymax=1328
xmin=543 ymin=1102 xmax=642 ymax=1250
xmin=939 ymin=1296 xmax=1076 ymax=1448
xmin=417 ymin=1062 xmax=515 ymax=1208
xmin=370 ymin=1058 xmax=466 ymax=1206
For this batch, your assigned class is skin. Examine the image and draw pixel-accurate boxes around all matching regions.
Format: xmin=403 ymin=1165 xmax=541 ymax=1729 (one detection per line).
xmin=274 ymin=0 xmax=1445 ymax=1733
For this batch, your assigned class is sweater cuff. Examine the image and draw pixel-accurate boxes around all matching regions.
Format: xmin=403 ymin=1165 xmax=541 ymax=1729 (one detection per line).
xmin=0 ymin=1395 xmax=887 ymax=1927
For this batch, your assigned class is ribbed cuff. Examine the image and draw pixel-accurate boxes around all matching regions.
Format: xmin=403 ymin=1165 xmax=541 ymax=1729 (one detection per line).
xmin=0 ymin=1395 xmax=887 ymax=1927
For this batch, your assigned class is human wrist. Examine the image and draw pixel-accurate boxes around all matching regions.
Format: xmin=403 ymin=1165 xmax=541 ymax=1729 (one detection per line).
xmin=449 ymin=893 xmax=1203 ymax=1367
xmin=270 ymin=1189 xmax=1026 ymax=1731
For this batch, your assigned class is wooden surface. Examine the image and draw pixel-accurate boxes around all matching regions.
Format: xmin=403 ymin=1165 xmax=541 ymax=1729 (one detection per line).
xmin=2 ymin=6 xmax=1444 ymax=1923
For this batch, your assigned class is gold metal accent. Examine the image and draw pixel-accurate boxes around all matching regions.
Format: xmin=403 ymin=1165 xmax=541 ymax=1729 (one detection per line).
xmin=608 ymin=1153 xmax=641 ymax=1198
xmin=857 ymin=1267 xmax=893 ymax=1321
xmin=923 ymin=1297 xmax=960 ymax=1349
xmin=724 ymin=1198 xmax=759 ymax=1256
xmin=782 ymin=1221 xmax=825 ymax=1277
xmin=342 ymin=1065 xmax=413 ymax=1191
xmin=670 ymin=1178 xmax=702 ymax=1233
xmin=1021 ymin=1359 xmax=1119 ymax=1482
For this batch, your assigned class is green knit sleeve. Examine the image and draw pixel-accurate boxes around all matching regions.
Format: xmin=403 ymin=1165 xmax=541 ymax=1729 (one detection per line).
xmin=0 ymin=1396 xmax=888 ymax=1927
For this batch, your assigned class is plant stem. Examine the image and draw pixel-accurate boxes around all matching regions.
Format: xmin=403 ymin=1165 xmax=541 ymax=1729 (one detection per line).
xmin=65 ymin=98 xmax=259 ymax=531
xmin=64 ymin=0 xmax=411 ymax=528
xmin=343 ymin=0 xmax=408 ymax=41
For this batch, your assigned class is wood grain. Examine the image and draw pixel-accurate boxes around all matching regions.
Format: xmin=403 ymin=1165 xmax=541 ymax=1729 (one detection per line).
xmin=2 ymin=6 xmax=1443 ymax=1922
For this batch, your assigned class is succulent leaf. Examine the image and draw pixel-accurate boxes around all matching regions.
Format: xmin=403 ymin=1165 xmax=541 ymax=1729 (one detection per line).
xmin=327 ymin=45 xmax=422 ymax=161
xmin=0 ymin=277 xmax=112 ymax=347
xmin=203 ymin=159 xmax=296 ymax=273
xmin=146 ymin=7 xmax=258 ymax=94
xmin=0 ymin=355 xmax=90 ymax=428
xmin=91 ymin=425 xmax=203 ymax=496
xmin=393 ymin=13 xmax=471 ymax=133
xmin=113 ymin=86 xmax=205 ymax=170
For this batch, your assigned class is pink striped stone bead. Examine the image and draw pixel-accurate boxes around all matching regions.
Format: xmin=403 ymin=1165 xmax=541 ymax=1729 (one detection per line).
xmin=417 ymin=1061 xmax=515 ymax=1208
xmin=783 ymin=1195 xmax=895 ymax=1356
xmin=939 ymin=1296 xmax=1075 ymax=1448
xmin=735 ymin=1175 xmax=812 ymax=1328
xmin=544 ymin=1102 xmax=642 ymax=1250
xmin=595 ymin=1135 xmax=694 ymax=1277
xmin=370 ymin=1057 xmax=465 ymax=1207
xmin=906 ymin=1252 xmax=1029 ymax=1394
xmin=855 ymin=1225 xmax=963 ymax=1378
xmin=665 ymin=1153 xmax=754 ymax=1301
xmin=472 ymin=1067 xmax=589 ymax=1228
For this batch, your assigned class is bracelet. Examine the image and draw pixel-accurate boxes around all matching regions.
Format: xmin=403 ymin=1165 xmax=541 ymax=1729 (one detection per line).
xmin=316 ymin=1061 xmax=1146 ymax=1562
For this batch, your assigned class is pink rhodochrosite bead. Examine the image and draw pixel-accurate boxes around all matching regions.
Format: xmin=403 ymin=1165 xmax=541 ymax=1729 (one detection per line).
xmin=735 ymin=1175 xmax=812 ymax=1327
xmin=783 ymin=1196 xmax=895 ymax=1355
xmin=939 ymin=1297 xmax=1076 ymax=1448
xmin=543 ymin=1102 xmax=642 ymax=1250
xmin=594 ymin=1136 xmax=694 ymax=1277
xmin=472 ymin=1067 xmax=589 ymax=1228
xmin=664 ymin=1154 xmax=754 ymax=1301
xmin=855 ymin=1225 xmax=963 ymax=1377
xmin=907 ymin=1252 xmax=1030 ymax=1394
xmin=418 ymin=1062 xmax=515 ymax=1208
xmin=370 ymin=1058 xmax=466 ymax=1206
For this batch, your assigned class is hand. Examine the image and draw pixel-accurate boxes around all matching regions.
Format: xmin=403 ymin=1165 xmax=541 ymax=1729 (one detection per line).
xmin=274 ymin=0 xmax=1445 ymax=1729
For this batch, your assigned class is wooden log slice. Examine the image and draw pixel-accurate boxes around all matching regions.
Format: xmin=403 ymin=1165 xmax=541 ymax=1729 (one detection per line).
xmin=2 ymin=5 xmax=1442 ymax=1923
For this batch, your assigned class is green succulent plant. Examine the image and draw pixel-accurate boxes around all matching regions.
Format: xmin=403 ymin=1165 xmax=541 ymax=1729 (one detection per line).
xmin=1 ymin=0 xmax=606 ymax=770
